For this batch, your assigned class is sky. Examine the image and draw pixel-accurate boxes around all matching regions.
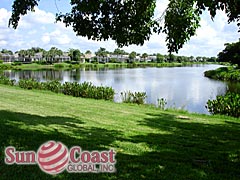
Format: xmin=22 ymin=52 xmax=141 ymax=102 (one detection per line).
xmin=0 ymin=0 xmax=239 ymax=57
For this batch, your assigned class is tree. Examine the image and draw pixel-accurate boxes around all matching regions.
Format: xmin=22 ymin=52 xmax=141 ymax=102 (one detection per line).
xmin=1 ymin=49 xmax=13 ymax=55
xmin=95 ymin=47 xmax=108 ymax=63
xmin=114 ymin=48 xmax=125 ymax=62
xmin=189 ymin=56 xmax=195 ymax=61
xmin=85 ymin=50 xmax=92 ymax=55
xmin=129 ymin=51 xmax=137 ymax=62
xmin=30 ymin=47 xmax=44 ymax=53
xmin=68 ymin=48 xmax=81 ymax=61
xmin=18 ymin=49 xmax=34 ymax=62
xmin=218 ymin=40 xmax=240 ymax=67
xmin=166 ymin=54 xmax=177 ymax=62
xmin=9 ymin=0 xmax=240 ymax=54
xmin=84 ymin=50 xmax=92 ymax=62
xmin=113 ymin=48 xmax=125 ymax=56
xmin=141 ymin=53 xmax=148 ymax=62
xmin=196 ymin=56 xmax=202 ymax=62
xmin=156 ymin=53 xmax=164 ymax=63
xmin=18 ymin=49 xmax=27 ymax=61
xmin=45 ymin=47 xmax=63 ymax=62
xmin=208 ymin=57 xmax=217 ymax=62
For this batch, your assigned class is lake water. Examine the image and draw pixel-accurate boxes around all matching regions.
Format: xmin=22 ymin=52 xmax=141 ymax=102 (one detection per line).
xmin=3 ymin=64 xmax=240 ymax=114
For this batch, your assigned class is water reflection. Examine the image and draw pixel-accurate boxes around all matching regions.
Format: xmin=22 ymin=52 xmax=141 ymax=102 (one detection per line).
xmin=4 ymin=65 xmax=240 ymax=114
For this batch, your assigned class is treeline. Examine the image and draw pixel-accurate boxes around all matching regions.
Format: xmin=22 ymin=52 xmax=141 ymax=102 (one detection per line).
xmin=0 ymin=47 xmax=217 ymax=63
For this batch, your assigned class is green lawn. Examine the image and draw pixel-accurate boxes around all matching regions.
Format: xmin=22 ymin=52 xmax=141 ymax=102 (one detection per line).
xmin=0 ymin=85 xmax=239 ymax=179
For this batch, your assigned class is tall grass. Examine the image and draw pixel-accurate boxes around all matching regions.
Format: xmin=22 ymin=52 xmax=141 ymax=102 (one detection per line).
xmin=121 ymin=91 xmax=147 ymax=104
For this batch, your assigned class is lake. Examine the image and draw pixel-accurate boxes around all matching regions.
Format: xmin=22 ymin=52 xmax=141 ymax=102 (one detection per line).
xmin=3 ymin=64 xmax=240 ymax=114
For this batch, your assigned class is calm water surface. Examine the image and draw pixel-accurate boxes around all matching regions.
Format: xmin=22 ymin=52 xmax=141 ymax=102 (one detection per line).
xmin=4 ymin=64 xmax=240 ymax=114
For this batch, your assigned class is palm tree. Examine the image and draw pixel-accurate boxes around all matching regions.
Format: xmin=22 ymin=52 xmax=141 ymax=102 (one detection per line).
xmin=47 ymin=47 xmax=63 ymax=62
xmin=18 ymin=49 xmax=27 ymax=61
xmin=114 ymin=48 xmax=126 ymax=62
xmin=129 ymin=51 xmax=137 ymax=62
xmin=95 ymin=47 xmax=108 ymax=63
xmin=85 ymin=50 xmax=92 ymax=54
xmin=141 ymin=53 xmax=148 ymax=62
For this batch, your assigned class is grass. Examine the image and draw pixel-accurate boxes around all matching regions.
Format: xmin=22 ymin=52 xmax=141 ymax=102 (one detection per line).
xmin=0 ymin=84 xmax=239 ymax=179
xmin=0 ymin=61 xmax=215 ymax=71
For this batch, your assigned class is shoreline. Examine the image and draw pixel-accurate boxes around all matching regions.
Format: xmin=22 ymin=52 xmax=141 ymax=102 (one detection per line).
xmin=0 ymin=62 xmax=218 ymax=71
xmin=204 ymin=66 xmax=240 ymax=82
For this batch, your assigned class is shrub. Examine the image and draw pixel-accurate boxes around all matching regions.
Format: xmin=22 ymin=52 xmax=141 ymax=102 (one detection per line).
xmin=109 ymin=58 xmax=117 ymax=63
xmin=54 ymin=63 xmax=65 ymax=68
xmin=62 ymin=81 xmax=115 ymax=100
xmin=204 ymin=67 xmax=240 ymax=82
xmin=121 ymin=91 xmax=147 ymax=104
xmin=44 ymin=80 xmax=62 ymax=93
xmin=18 ymin=79 xmax=41 ymax=90
xmin=12 ymin=61 xmax=22 ymax=66
xmin=206 ymin=92 xmax=240 ymax=118
xmin=37 ymin=61 xmax=53 ymax=65
xmin=0 ymin=76 xmax=15 ymax=86
xmin=70 ymin=61 xmax=79 ymax=65
xmin=0 ymin=64 xmax=12 ymax=70
xmin=1 ymin=74 xmax=115 ymax=101
xmin=0 ymin=60 xmax=3 ymax=64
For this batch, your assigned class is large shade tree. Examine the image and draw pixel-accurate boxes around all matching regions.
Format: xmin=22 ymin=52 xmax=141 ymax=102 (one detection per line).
xmin=9 ymin=0 xmax=240 ymax=54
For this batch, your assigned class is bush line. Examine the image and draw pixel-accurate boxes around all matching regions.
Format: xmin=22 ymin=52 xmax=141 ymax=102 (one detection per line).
xmin=0 ymin=76 xmax=115 ymax=101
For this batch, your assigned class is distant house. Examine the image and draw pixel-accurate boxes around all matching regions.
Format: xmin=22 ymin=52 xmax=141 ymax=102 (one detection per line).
xmin=148 ymin=55 xmax=157 ymax=62
xmin=1 ymin=53 xmax=15 ymax=62
xmin=33 ymin=52 xmax=43 ymax=61
xmin=13 ymin=53 xmax=19 ymax=61
xmin=109 ymin=54 xmax=128 ymax=63
xmin=31 ymin=52 xmax=71 ymax=62
xmin=84 ymin=53 xmax=96 ymax=63
xmin=54 ymin=53 xmax=71 ymax=62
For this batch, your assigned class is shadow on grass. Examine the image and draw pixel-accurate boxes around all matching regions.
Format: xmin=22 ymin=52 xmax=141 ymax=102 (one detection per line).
xmin=127 ymin=113 xmax=240 ymax=179
xmin=0 ymin=110 xmax=123 ymax=179
xmin=0 ymin=110 xmax=240 ymax=179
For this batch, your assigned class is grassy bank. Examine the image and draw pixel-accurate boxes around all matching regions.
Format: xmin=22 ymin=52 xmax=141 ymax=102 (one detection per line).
xmin=0 ymin=62 xmax=213 ymax=71
xmin=0 ymin=85 xmax=239 ymax=179
xmin=204 ymin=66 xmax=240 ymax=81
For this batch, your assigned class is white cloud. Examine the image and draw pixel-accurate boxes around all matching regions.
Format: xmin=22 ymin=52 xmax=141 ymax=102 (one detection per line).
xmin=0 ymin=40 xmax=7 ymax=46
xmin=19 ymin=7 xmax=55 ymax=27
xmin=178 ymin=10 xmax=239 ymax=56
xmin=41 ymin=34 xmax=51 ymax=44
xmin=0 ymin=8 xmax=10 ymax=26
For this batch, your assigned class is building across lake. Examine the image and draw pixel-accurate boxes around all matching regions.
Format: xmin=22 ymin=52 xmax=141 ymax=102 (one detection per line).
xmin=0 ymin=52 xmax=158 ymax=64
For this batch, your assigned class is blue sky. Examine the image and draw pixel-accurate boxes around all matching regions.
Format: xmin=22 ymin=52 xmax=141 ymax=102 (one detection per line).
xmin=0 ymin=0 xmax=239 ymax=57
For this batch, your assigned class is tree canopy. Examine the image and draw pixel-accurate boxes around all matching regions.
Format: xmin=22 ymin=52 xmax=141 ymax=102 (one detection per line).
xmin=129 ymin=51 xmax=137 ymax=60
xmin=218 ymin=40 xmax=240 ymax=67
xmin=9 ymin=0 xmax=240 ymax=54
xmin=68 ymin=48 xmax=81 ymax=61
xmin=95 ymin=47 xmax=108 ymax=58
